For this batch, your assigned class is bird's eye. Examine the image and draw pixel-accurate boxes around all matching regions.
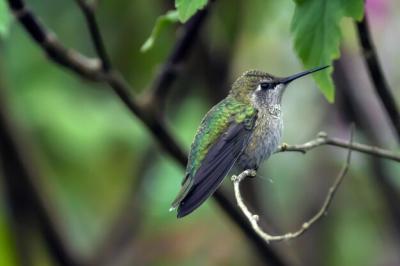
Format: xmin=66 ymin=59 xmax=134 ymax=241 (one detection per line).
xmin=260 ymin=82 xmax=274 ymax=90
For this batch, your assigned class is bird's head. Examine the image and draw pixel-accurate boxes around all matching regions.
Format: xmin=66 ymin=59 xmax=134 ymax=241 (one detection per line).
xmin=229 ymin=66 xmax=329 ymax=110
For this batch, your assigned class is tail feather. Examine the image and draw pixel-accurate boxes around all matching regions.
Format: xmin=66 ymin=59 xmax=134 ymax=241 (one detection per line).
xmin=176 ymin=160 xmax=232 ymax=218
xmin=170 ymin=174 xmax=192 ymax=210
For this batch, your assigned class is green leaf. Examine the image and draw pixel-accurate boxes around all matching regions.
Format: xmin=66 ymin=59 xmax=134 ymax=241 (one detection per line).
xmin=175 ymin=0 xmax=208 ymax=23
xmin=141 ymin=0 xmax=209 ymax=52
xmin=0 ymin=0 xmax=11 ymax=38
xmin=140 ymin=10 xmax=179 ymax=53
xmin=291 ymin=0 xmax=364 ymax=102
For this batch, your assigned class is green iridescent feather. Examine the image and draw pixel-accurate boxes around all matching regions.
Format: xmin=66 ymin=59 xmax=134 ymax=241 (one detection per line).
xmin=171 ymin=97 xmax=256 ymax=208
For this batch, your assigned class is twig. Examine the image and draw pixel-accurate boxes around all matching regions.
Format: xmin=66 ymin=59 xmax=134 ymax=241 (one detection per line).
xmin=7 ymin=1 xmax=286 ymax=265
xmin=74 ymin=0 xmax=111 ymax=71
xmin=7 ymin=0 xmax=103 ymax=80
xmin=356 ymin=14 xmax=400 ymax=141
xmin=232 ymin=127 xmax=354 ymax=243
xmin=276 ymin=131 xmax=400 ymax=163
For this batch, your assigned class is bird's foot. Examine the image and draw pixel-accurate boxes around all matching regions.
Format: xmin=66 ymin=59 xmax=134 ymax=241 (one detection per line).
xmin=232 ymin=169 xmax=257 ymax=182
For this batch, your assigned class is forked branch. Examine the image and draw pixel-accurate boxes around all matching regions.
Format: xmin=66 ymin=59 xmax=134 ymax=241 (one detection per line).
xmin=276 ymin=131 xmax=400 ymax=163
xmin=232 ymin=128 xmax=354 ymax=243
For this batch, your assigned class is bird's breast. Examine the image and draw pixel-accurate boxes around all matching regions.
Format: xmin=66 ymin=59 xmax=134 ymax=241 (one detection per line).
xmin=238 ymin=111 xmax=283 ymax=170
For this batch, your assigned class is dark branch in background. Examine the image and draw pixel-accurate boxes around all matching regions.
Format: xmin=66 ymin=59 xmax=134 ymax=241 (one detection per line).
xmin=7 ymin=0 xmax=102 ymax=80
xmin=6 ymin=1 xmax=286 ymax=265
xmin=74 ymin=0 xmax=111 ymax=71
xmin=354 ymin=13 xmax=400 ymax=240
xmin=142 ymin=8 xmax=209 ymax=113
xmin=9 ymin=0 xmax=187 ymax=163
xmin=356 ymin=14 xmax=400 ymax=141
xmin=334 ymin=56 xmax=400 ymax=242
xmin=0 ymin=88 xmax=80 ymax=266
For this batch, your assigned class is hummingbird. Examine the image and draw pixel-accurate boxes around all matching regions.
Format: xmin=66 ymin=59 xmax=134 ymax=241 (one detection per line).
xmin=171 ymin=66 xmax=329 ymax=218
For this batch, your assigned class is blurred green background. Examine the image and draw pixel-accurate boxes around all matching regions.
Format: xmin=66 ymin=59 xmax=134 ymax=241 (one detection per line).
xmin=1 ymin=0 xmax=400 ymax=265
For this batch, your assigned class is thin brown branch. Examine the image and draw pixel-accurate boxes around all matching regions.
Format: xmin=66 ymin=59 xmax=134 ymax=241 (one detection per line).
xmin=233 ymin=127 xmax=354 ymax=243
xmin=356 ymin=14 xmax=400 ymax=141
xmin=74 ymin=0 xmax=111 ymax=71
xmin=276 ymin=131 xmax=400 ymax=163
xmin=104 ymin=71 xmax=188 ymax=164
xmin=72 ymin=0 xmax=188 ymax=163
xmin=7 ymin=0 xmax=103 ymax=80
xmin=6 ymin=1 xmax=286 ymax=265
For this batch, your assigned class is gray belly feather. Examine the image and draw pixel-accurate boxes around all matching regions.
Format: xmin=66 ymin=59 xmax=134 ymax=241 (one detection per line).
xmin=238 ymin=112 xmax=282 ymax=170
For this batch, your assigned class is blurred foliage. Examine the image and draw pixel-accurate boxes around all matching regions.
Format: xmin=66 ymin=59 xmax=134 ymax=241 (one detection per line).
xmin=0 ymin=0 xmax=11 ymax=37
xmin=0 ymin=212 xmax=17 ymax=266
xmin=0 ymin=0 xmax=399 ymax=266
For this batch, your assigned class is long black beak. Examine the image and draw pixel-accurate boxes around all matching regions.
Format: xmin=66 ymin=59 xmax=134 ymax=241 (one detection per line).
xmin=279 ymin=65 xmax=330 ymax=84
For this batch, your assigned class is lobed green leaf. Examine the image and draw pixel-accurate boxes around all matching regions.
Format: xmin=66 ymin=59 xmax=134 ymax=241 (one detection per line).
xmin=291 ymin=0 xmax=364 ymax=102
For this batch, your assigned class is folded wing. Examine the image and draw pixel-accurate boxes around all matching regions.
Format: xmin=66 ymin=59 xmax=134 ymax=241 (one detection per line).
xmin=177 ymin=117 xmax=255 ymax=218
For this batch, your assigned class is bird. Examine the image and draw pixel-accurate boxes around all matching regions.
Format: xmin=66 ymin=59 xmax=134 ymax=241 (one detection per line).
xmin=170 ymin=66 xmax=329 ymax=218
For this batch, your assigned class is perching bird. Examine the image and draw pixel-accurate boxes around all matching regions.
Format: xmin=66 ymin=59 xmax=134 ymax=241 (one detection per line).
xmin=171 ymin=66 xmax=329 ymax=218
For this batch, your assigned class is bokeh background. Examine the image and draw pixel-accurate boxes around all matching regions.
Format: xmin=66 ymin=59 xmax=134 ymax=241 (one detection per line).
xmin=1 ymin=0 xmax=400 ymax=265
